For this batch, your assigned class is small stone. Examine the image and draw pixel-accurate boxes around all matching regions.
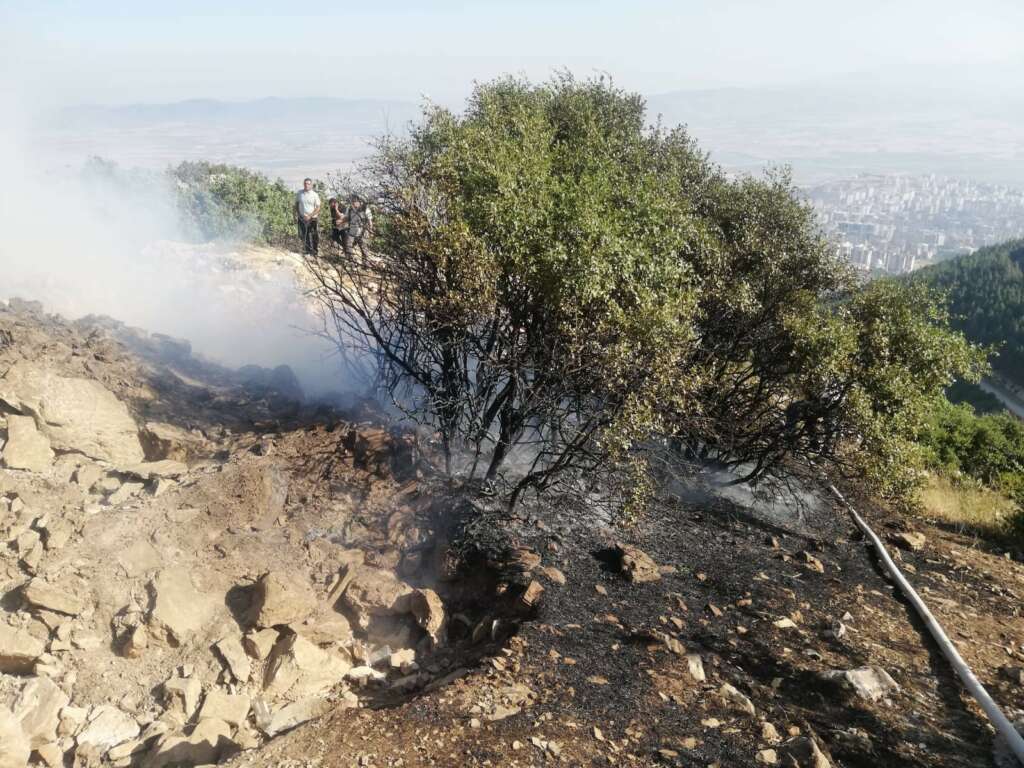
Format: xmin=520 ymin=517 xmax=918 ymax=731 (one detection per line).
xmin=800 ymin=551 xmax=825 ymax=573
xmin=718 ymin=683 xmax=756 ymax=717
xmin=756 ymin=748 xmax=778 ymax=764
xmin=686 ymin=653 xmax=706 ymax=682
xmin=761 ymin=722 xmax=781 ymax=744
xmin=773 ymin=618 xmax=797 ymax=629
xmin=890 ymin=532 xmax=926 ymax=552
xmin=824 ymin=666 xmax=899 ymax=702
xmin=540 ymin=566 xmax=566 ymax=585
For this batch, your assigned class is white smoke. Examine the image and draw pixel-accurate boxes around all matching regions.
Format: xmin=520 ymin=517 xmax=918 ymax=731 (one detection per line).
xmin=0 ymin=96 xmax=345 ymax=398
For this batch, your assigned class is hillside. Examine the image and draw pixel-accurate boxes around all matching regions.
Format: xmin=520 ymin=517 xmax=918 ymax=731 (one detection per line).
xmin=912 ymin=240 xmax=1024 ymax=387
xmin=1 ymin=299 xmax=1023 ymax=767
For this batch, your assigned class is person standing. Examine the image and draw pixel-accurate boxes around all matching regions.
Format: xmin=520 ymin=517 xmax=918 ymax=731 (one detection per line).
xmin=328 ymin=198 xmax=346 ymax=250
xmin=295 ymin=178 xmax=321 ymax=256
xmin=341 ymin=195 xmax=373 ymax=258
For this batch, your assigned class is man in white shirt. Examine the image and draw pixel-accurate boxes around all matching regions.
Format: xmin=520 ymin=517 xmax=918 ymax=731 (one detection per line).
xmin=295 ymin=178 xmax=322 ymax=256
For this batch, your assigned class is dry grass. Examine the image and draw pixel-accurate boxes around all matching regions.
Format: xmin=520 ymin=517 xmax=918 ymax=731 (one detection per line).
xmin=919 ymin=475 xmax=1020 ymax=541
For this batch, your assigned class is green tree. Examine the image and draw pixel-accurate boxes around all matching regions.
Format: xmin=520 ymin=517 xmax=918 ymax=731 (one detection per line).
xmin=304 ymin=74 xmax=986 ymax=510
xmin=170 ymin=161 xmax=303 ymax=247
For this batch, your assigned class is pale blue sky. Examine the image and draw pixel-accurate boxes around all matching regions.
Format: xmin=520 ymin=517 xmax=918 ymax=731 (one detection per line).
xmin=2 ymin=0 xmax=1023 ymax=107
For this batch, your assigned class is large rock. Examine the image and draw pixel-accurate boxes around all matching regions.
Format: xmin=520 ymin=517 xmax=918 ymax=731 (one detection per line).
xmin=0 ymin=623 xmax=45 ymax=673
xmin=214 ymin=635 xmax=252 ymax=683
xmin=256 ymin=696 xmax=333 ymax=737
xmin=22 ymin=578 xmax=90 ymax=617
xmin=249 ymin=571 xmax=318 ymax=629
xmin=0 ymin=709 xmax=31 ymax=768
xmin=139 ymin=421 xmax=207 ymax=462
xmin=263 ymin=633 xmax=351 ymax=702
xmin=2 ymin=414 xmax=53 ymax=472
xmin=338 ymin=565 xmax=415 ymax=630
xmin=197 ymin=690 xmax=250 ymax=728
xmin=825 ymin=666 xmax=900 ymax=702
xmin=162 ymin=677 xmax=202 ymax=722
xmin=613 ymin=543 xmax=661 ymax=583
xmin=146 ymin=567 xmax=217 ymax=646
xmin=410 ymin=588 xmax=446 ymax=645
xmin=76 ymin=705 xmax=139 ymax=752
xmin=145 ymin=717 xmax=236 ymax=768
xmin=14 ymin=676 xmax=69 ymax=747
xmin=0 ymin=361 xmax=144 ymax=464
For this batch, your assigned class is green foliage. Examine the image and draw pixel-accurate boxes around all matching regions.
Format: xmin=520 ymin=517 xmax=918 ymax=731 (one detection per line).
xmin=918 ymin=397 xmax=1024 ymax=537
xmin=170 ymin=161 xmax=307 ymax=247
xmin=304 ymin=73 xmax=988 ymax=511
xmin=912 ymin=239 xmax=1024 ymax=386
xmin=919 ymin=399 xmax=1024 ymax=489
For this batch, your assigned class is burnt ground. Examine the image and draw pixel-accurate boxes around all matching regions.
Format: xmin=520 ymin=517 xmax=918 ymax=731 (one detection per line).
xmin=3 ymin=297 xmax=1022 ymax=768
xmin=233 ymin=471 xmax=1024 ymax=767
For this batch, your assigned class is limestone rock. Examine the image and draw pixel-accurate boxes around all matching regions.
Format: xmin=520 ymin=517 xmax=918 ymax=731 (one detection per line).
xmin=409 ymin=588 xmax=445 ymax=644
xmin=73 ymin=463 xmax=104 ymax=491
xmin=108 ymin=482 xmax=145 ymax=505
xmin=76 ymin=705 xmax=139 ymax=752
xmin=14 ymin=676 xmax=69 ymax=747
xmin=718 ymin=682 xmax=756 ymax=717
xmin=613 ymin=543 xmax=661 ymax=583
xmin=249 ymin=571 xmax=318 ymax=629
xmin=780 ymin=736 xmax=832 ymax=768
xmin=263 ymin=633 xmax=351 ymax=702
xmin=34 ymin=742 xmax=62 ymax=768
xmin=296 ymin=612 xmax=352 ymax=646
xmin=139 ymin=421 xmax=205 ymax=462
xmin=540 ymin=566 xmax=566 ymax=585
xmin=0 ymin=709 xmax=31 ymax=768
xmin=0 ymin=623 xmax=45 ymax=673
xmin=339 ymin=566 xmax=414 ymax=630
xmin=214 ymin=635 xmax=252 ymax=683
xmin=197 ymin=690 xmax=251 ymax=728
xmin=146 ymin=567 xmax=217 ymax=646
xmin=242 ymin=629 xmax=278 ymax=661
xmin=0 ymin=361 xmax=144 ymax=464
xmin=2 ymin=414 xmax=53 ymax=472
xmin=145 ymin=717 xmax=235 ymax=768
xmin=162 ymin=677 xmax=202 ymax=722
xmin=256 ymin=696 xmax=333 ymax=738
xmin=824 ymin=666 xmax=899 ymax=702
xmin=686 ymin=653 xmax=706 ymax=683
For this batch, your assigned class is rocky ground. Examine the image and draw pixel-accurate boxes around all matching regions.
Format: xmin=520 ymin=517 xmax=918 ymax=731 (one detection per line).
xmin=1 ymin=298 xmax=1022 ymax=768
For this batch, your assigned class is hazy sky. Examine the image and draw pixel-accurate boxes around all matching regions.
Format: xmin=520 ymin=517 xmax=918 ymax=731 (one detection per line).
xmin=3 ymin=0 xmax=1023 ymax=108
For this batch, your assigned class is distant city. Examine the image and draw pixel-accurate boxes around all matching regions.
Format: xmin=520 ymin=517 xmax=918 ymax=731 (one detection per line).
xmin=805 ymin=175 xmax=1024 ymax=274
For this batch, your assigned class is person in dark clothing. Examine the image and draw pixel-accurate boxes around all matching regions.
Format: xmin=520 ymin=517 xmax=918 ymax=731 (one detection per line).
xmin=340 ymin=195 xmax=372 ymax=258
xmin=295 ymin=178 xmax=321 ymax=256
xmin=328 ymin=198 xmax=346 ymax=250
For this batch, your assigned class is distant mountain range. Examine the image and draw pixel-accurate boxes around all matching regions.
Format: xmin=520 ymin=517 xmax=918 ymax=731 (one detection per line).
xmin=34 ymin=74 xmax=1024 ymax=187
xmin=51 ymin=96 xmax=420 ymax=129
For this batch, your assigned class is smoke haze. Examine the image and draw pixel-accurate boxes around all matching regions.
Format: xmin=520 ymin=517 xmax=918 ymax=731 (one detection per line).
xmin=0 ymin=102 xmax=343 ymax=398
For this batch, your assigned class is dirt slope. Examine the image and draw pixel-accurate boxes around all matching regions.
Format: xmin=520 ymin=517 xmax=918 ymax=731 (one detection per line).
xmin=1 ymin=299 xmax=1022 ymax=768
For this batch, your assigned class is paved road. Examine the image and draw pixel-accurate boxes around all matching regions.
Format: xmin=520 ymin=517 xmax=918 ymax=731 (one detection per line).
xmin=979 ymin=378 xmax=1024 ymax=420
